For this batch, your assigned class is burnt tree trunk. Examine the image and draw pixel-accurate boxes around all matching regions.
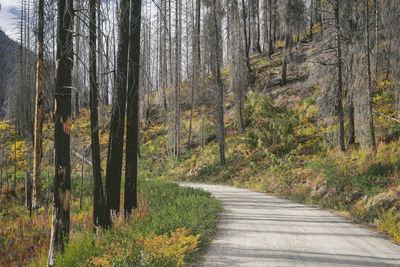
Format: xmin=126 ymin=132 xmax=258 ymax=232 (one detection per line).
xmin=281 ymin=34 xmax=289 ymax=86
xmin=349 ymin=97 xmax=355 ymax=145
xmin=105 ymin=0 xmax=130 ymax=219
xmin=125 ymin=0 xmax=142 ymax=216
xmin=25 ymin=172 xmax=32 ymax=216
xmin=268 ymin=0 xmax=273 ymax=57
xmin=89 ymin=0 xmax=106 ymax=227
xmin=47 ymin=0 xmax=74 ymax=264
xmin=32 ymin=0 xmax=44 ymax=208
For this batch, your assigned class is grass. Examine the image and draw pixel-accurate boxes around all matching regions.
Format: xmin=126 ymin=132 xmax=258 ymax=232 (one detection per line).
xmin=0 ymin=180 xmax=221 ymax=266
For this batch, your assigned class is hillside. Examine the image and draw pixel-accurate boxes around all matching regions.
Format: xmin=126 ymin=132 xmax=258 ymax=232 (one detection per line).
xmin=136 ymin=34 xmax=400 ymax=244
xmin=0 ymin=29 xmax=19 ymax=117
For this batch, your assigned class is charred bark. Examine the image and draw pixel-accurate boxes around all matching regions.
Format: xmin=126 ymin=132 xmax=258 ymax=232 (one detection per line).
xmin=125 ymin=0 xmax=142 ymax=216
xmin=32 ymin=0 xmax=44 ymax=207
xmin=47 ymin=0 xmax=74 ymax=264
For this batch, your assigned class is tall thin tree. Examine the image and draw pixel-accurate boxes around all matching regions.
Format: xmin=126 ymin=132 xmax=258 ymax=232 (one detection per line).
xmin=125 ymin=0 xmax=142 ymax=216
xmin=47 ymin=0 xmax=74 ymax=264
xmin=105 ymin=0 xmax=130 ymax=218
xmin=365 ymin=0 xmax=376 ymax=152
xmin=32 ymin=0 xmax=44 ymax=207
xmin=89 ymin=0 xmax=106 ymax=227
xmin=335 ymin=0 xmax=345 ymax=152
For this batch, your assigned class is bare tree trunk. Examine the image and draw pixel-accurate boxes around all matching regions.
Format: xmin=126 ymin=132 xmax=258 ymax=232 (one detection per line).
xmin=90 ymin=0 xmax=106 ymax=227
xmin=0 ymin=148 xmax=3 ymax=189
xmin=105 ymin=0 xmax=130 ymax=219
xmin=6 ymin=153 xmax=9 ymax=190
xmin=162 ymin=0 xmax=168 ymax=111
xmin=168 ymin=0 xmax=173 ymax=87
xmin=32 ymin=0 xmax=44 ymax=208
xmin=188 ymin=0 xmax=199 ymax=153
xmin=125 ymin=0 xmax=142 ymax=216
xmin=281 ymin=34 xmax=289 ymax=86
xmin=188 ymin=88 xmax=194 ymax=152
xmin=79 ymin=157 xmax=84 ymax=210
xmin=242 ymin=0 xmax=250 ymax=63
xmin=231 ymin=0 xmax=246 ymax=133
xmin=335 ymin=0 xmax=345 ymax=152
xmin=47 ymin=0 xmax=74 ymax=264
xmin=268 ymin=0 xmax=273 ymax=57
xmin=212 ymin=3 xmax=225 ymax=165
xmin=46 ymin=141 xmax=51 ymax=201
xmin=349 ymin=97 xmax=355 ymax=145
xmin=249 ymin=0 xmax=261 ymax=54
xmin=25 ymin=172 xmax=32 ymax=216
xmin=346 ymin=51 xmax=355 ymax=146
xmin=174 ymin=0 xmax=182 ymax=160
xmin=13 ymin=125 xmax=17 ymax=190
xmin=374 ymin=0 xmax=379 ymax=82
xmin=104 ymin=37 xmax=110 ymax=106
xmin=256 ymin=0 xmax=261 ymax=52
xmin=309 ymin=0 xmax=313 ymax=39
xmin=366 ymin=0 xmax=376 ymax=152
xmin=74 ymin=0 xmax=81 ymax=115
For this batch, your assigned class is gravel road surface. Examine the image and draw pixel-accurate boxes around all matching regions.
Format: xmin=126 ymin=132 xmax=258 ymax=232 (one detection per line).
xmin=181 ymin=183 xmax=400 ymax=266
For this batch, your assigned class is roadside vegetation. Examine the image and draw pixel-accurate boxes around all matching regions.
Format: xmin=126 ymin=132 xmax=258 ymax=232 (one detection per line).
xmin=0 ymin=170 xmax=220 ymax=266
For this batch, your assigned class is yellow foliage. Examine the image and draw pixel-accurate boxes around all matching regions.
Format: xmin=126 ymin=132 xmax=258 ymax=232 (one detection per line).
xmin=137 ymin=228 xmax=200 ymax=266
xmin=377 ymin=210 xmax=400 ymax=242
xmin=9 ymin=141 xmax=28 ymax=168
xmin=0 ymin=120 xmax=13 ymax=132
xmin=91 ymin=257 xmax=110 ymax=267
xmin=276 ymin=40 xmax=286 ymax=48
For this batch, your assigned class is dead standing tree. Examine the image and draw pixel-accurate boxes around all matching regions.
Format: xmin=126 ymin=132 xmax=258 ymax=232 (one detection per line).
xmin=203 ymin=0 xmax=225 ymax=165
xmin=89 ymin=0 xmax=106 ymax=227
xmin=125 ymin=0 xmax=142 ymax=216
xmin=47 ymin=0 xmax=74 ymax=264
xmin=32 ymin=0 xmax=45 ymax=207
xmin=309 ymin=0 xmax=345 ymax=152
xmin=105 ymin=0 xmax=130 ymax=220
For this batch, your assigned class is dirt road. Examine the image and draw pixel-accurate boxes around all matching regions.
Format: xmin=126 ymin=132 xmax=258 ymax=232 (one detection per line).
xmin=181 ymin=183 xmax=400 ymax=266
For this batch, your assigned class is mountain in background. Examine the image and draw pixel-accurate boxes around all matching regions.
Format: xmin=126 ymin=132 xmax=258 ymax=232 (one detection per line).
xmin=0 ymin=29 xmax=19 ymax=118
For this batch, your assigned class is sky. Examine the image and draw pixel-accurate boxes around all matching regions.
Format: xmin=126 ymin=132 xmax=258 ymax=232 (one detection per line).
xmin=0 ymin=0 xmax=150 ymax=42
xmin=0 ymin=0 xmax=20 ymax=40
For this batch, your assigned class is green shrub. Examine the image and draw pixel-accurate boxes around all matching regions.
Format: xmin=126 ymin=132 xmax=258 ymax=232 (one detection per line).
xmin=244 ymin=91 xmax=299 ymax=155
xmin=302 ymin=97 xmax=315 ymax=106
xmin=55 ymin=233 xmax=97 ymax=267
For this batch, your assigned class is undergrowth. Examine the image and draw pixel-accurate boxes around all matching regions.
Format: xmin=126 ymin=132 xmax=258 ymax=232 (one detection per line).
xmin=0 ymin=180 xmax=221 ymax=266
xmin=139 ymin=89 xmax=400 ymax=243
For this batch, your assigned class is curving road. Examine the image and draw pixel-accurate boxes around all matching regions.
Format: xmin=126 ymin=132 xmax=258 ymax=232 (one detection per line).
xmin=180 ymin=183 xmax=400 ymax=266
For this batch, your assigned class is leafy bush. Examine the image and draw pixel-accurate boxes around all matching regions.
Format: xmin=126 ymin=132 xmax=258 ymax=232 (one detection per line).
xmin=55 ymin=234 xmax=97 ymax=267
xmin=244 ymin=91 xmax=299 ymax=155
xmin=302 ymin=96 xmax=315 ymax=107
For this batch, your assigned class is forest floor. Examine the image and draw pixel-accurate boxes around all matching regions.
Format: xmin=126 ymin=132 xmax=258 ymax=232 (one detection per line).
xmin=181 ymin=182 xmax=400 ymax=266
